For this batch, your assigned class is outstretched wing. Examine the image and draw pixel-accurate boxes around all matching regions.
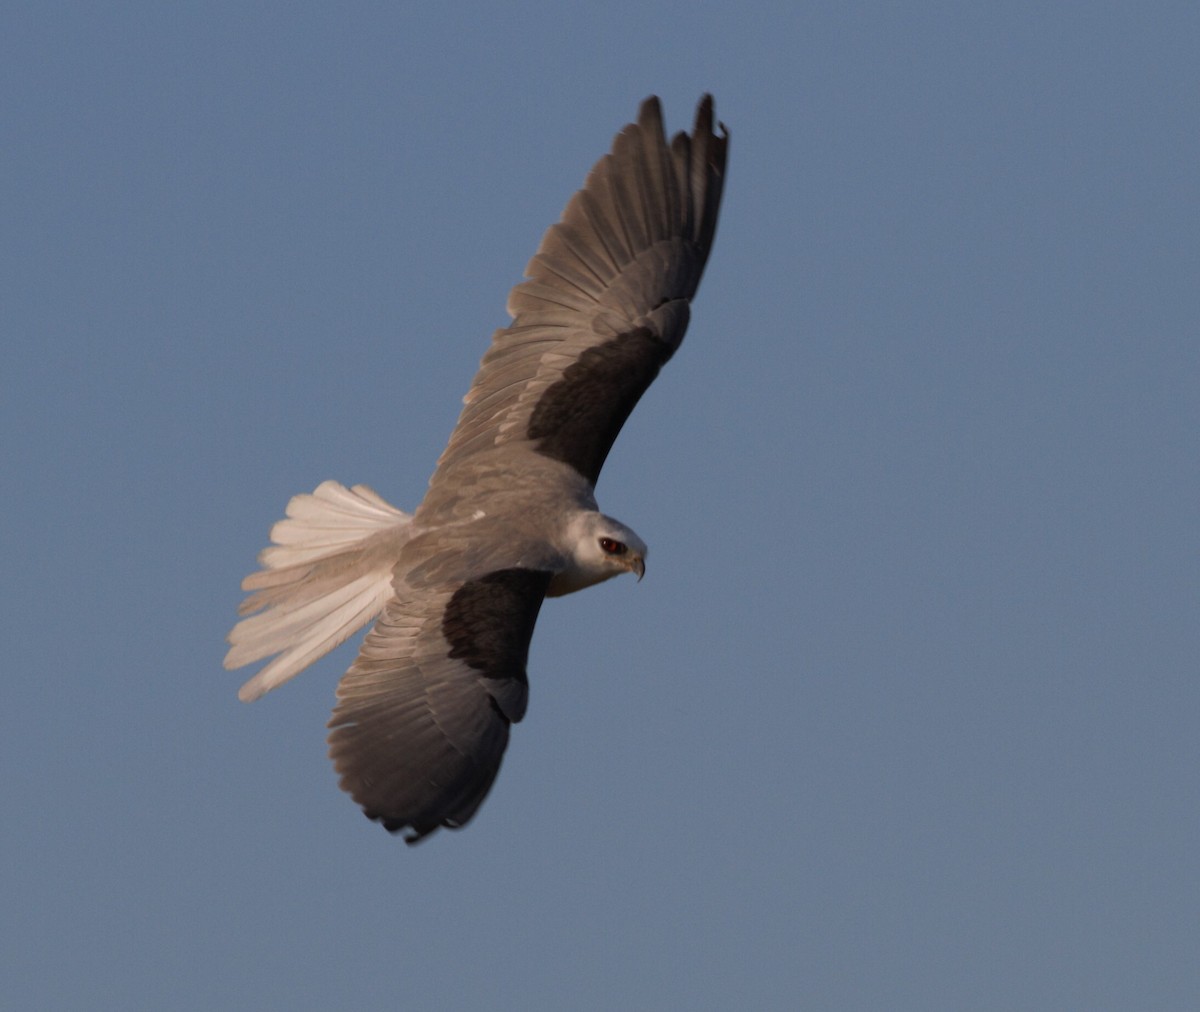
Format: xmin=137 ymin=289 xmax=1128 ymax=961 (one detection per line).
xmin=327 ymin=567 xmax=552 ymax=844
xmin=425 ymin=95 xmax=728 ymax=508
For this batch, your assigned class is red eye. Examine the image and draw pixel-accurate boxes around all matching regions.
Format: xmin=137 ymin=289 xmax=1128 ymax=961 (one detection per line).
xmin=599 ymin=537 xmax=626 ymax=555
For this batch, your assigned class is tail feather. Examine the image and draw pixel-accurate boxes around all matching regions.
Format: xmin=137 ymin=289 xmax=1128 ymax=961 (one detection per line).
xmin=258 ymin=480 xmax=409 ymax=567
xmin=225 ymin=481 xmax=413 ymax=702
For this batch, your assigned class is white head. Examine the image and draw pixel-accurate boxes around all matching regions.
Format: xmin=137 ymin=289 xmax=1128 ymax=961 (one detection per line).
xmin=548 ymin=511 xmax=648 ymax=597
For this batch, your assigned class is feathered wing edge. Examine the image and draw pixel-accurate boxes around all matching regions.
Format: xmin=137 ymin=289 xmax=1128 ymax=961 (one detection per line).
xmin=511 ymin=94 xmax=728 ymax=325
xmin=225 ymin=481 xmax=414 ymax=702
xmin=327 ymin=567 xmax=550 ymax=844
xmin=426 ymin=95 xmax=728 ymax=488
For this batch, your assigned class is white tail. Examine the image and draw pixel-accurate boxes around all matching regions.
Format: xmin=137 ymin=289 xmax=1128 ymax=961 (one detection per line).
xmin=225 ymin=481 xmax=413 ymax=702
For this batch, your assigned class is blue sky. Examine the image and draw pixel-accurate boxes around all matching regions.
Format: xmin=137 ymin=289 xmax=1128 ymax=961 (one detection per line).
xmin=4 ymin=3 xmax=1197 ymax=1008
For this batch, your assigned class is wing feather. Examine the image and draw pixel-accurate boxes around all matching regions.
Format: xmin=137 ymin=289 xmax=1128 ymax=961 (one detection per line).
xmin=424 ymin=95 xmax=727 ymax=505
xmin=327 ymin=568 xmax=551 ymax=844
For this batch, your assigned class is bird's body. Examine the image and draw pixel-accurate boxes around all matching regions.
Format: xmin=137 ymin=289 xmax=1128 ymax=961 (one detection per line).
xmin=226 ymin=96 xmax=727 ymax=842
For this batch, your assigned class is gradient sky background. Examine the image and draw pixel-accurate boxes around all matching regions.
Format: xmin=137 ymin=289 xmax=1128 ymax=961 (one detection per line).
xmin=4 ymin=3 xmax=1197 ymax=1009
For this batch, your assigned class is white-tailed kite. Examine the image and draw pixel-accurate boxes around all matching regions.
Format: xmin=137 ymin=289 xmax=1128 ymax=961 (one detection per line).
xmin=226 ymin=95 xmax=728 ymax=842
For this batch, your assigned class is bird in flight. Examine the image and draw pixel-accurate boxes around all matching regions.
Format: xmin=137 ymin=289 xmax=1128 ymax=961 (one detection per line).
xmin=226 ymin=95 xmax=728 ymax=843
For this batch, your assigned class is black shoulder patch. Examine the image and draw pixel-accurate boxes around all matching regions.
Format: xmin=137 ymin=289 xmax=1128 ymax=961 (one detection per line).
xmin=442 ymin=568 xmax=552 ymax=688
xmin=526 ymin=327 xmax=671 ymax=483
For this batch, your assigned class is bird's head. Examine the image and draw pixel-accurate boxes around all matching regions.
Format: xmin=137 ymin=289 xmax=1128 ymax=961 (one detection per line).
xmin=548 ymin=511 xmax=647 ymax=596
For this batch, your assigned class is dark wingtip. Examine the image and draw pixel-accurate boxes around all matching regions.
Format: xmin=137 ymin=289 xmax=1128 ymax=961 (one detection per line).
xmin=638 ymin=94 xmax=663 ymax=124
xmin=637 ymin=94 xmax=727 ymax=146
xmin=368 ymin=809 xmax=438 ymax=845
xmin=695 ymin=93 xmax=729 ymax=146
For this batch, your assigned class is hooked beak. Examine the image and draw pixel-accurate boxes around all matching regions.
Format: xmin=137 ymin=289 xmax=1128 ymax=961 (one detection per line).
xmin=628 ymin=554 xmax=645 ymax=582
